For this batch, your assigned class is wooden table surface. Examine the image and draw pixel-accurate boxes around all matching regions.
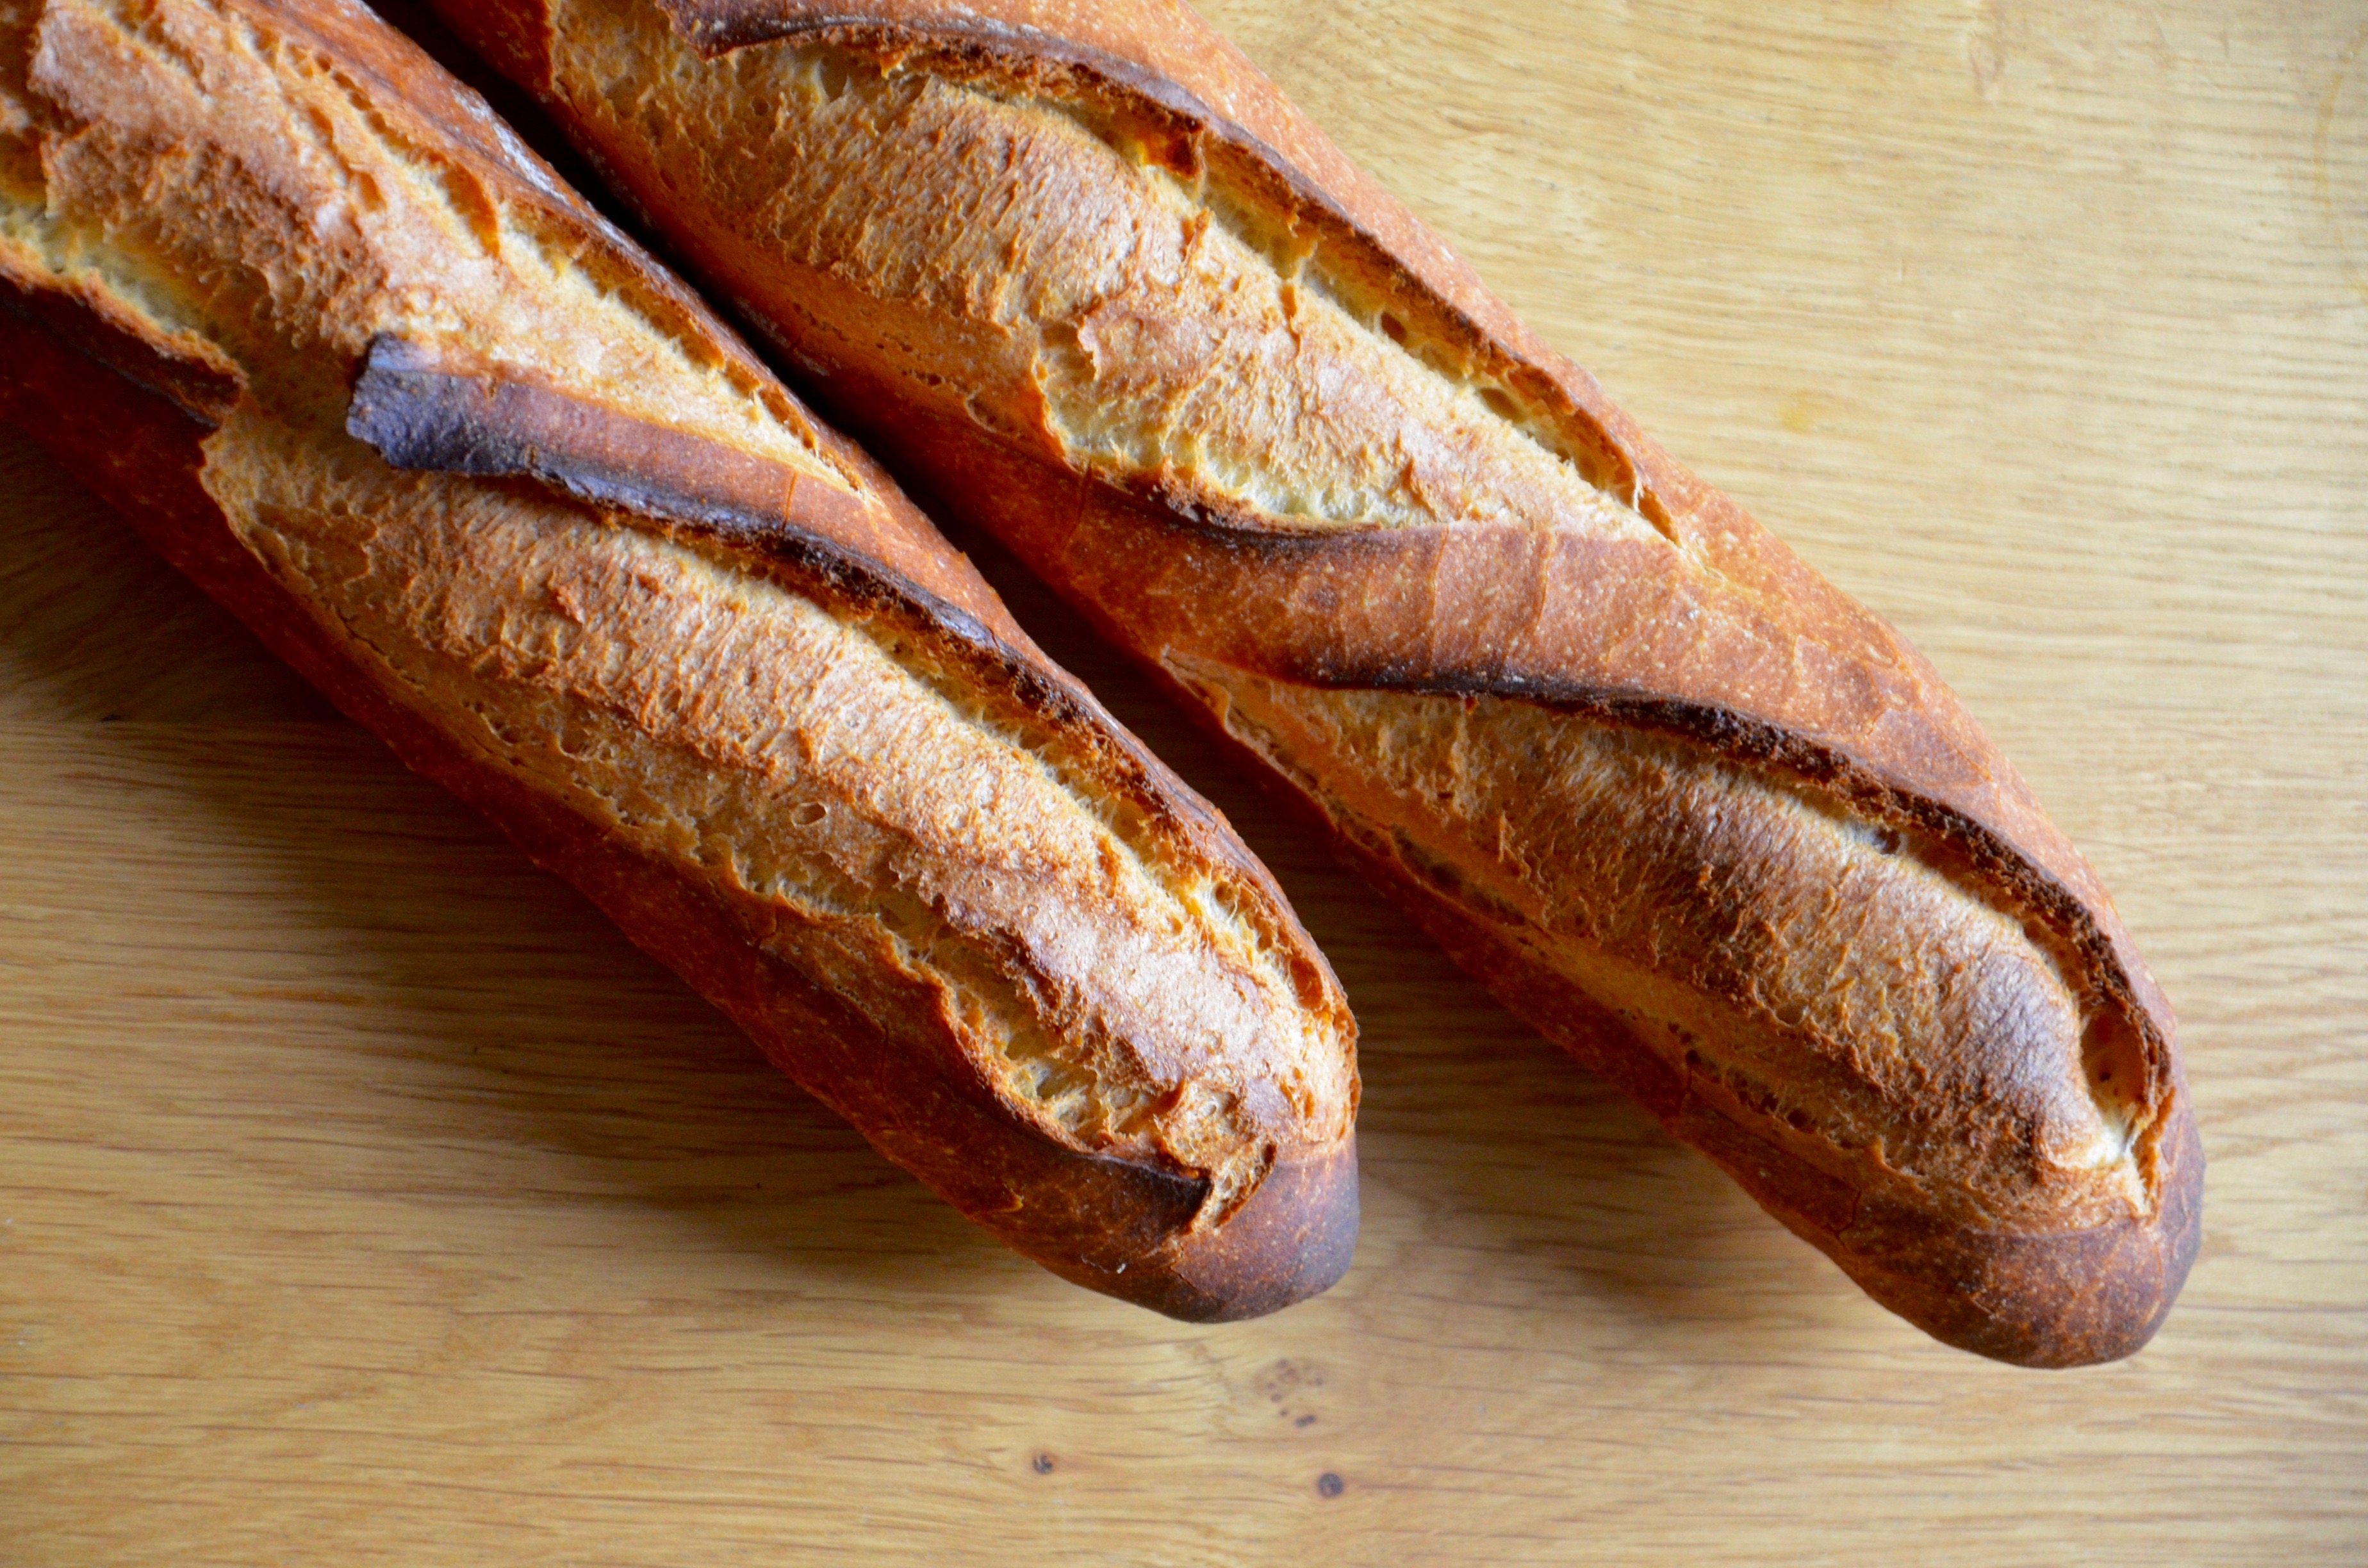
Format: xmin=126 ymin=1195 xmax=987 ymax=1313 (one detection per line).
xmin=5 ymin=1 xmax=2364 ymax=1561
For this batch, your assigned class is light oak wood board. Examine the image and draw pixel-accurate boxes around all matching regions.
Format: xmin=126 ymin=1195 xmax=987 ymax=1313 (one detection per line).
xmin=3 ymin=1 xmax=2364 ymax=1561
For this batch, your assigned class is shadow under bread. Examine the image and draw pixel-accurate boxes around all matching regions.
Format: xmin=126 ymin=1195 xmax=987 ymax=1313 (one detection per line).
xmin=0 ymin=423 xmax=1001 ymax=1305
xmin=2 ymin=409 xmax=1836 ymax=1338
xmin=928 ymin=498 xmax=1846 ymax=1332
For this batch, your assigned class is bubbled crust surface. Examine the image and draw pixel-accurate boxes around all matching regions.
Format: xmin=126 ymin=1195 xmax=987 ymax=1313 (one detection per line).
xmin=0 ymin=0 xmax=1360 ymax=1317
xmin=436 ymin=0 xmax=2203 ymax=1362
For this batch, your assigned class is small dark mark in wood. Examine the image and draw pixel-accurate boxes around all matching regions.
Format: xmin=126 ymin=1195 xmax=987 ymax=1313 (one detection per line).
xmin=1032 ymin=1453 xmax=1054 ymax=1475
xmin=1296 ymin=1414 xmax=1317 ymax=1428
xmin=1316 ymin=1473 xmax=1344 ymax=1498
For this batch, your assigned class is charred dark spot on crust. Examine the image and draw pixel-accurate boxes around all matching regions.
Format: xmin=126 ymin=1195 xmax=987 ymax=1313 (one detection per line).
xmin=6 ymin=13 xmax=1356 ymax=1324
xmin=349 ymin=334 xmax=803 ymax=531
xmin=344 ymin=336 xmax=1279 ymax=898
xmin=348 ymin=336 xmax=1024 ymax=693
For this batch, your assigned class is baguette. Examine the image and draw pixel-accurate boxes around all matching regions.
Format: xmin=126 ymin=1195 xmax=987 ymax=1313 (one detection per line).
xmin=0 ymin=0 xmax=1361 ymax=1320
xmin=424 ymin=0 xmax=2203 ymax=1364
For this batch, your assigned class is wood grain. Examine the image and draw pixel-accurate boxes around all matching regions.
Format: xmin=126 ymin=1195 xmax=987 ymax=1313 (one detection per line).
xmin=3 ymin=1 xmax=2363 ymax=1560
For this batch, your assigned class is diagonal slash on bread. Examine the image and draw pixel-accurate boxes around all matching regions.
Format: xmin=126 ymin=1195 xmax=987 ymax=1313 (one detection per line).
xmin=0 ymin=0 xmax=1361 ymax=1319
xmin=416 ymin=0 xmax=2203 ymax=1363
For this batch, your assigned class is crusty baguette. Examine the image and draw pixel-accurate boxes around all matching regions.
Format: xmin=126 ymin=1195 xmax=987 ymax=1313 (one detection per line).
xmin=0 ymin=0 xmax=1362 ymax=1320
xmin=422 ymin=0 xmax=2204 ymax=1364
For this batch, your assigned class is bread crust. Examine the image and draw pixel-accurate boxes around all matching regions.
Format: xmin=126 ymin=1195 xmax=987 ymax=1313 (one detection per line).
xmin=431 ymin=0 xmax=2203 ymax=1362
xmin=0 ymin=0 xmax=1359 ymax=1319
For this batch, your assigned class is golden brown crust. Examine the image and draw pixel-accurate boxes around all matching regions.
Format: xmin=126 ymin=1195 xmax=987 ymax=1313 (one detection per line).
xmin=1356 ymin=804 xmax=2199 ymax=1367
xmin=436 ymin=0 xmax=2202 ymax=1362
xmin=336 ymin=330 xmax=1310 ymax=924
xmin=0 ymin=0 xmax=1360 ymax=1318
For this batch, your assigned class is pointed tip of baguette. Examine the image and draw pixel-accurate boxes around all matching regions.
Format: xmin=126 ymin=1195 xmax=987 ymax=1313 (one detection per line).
xmin=1051 ymin=1136 xmax=1361 ymax=1322
xmin=1839 ymin=1102 xmax=2205 ymax=1368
